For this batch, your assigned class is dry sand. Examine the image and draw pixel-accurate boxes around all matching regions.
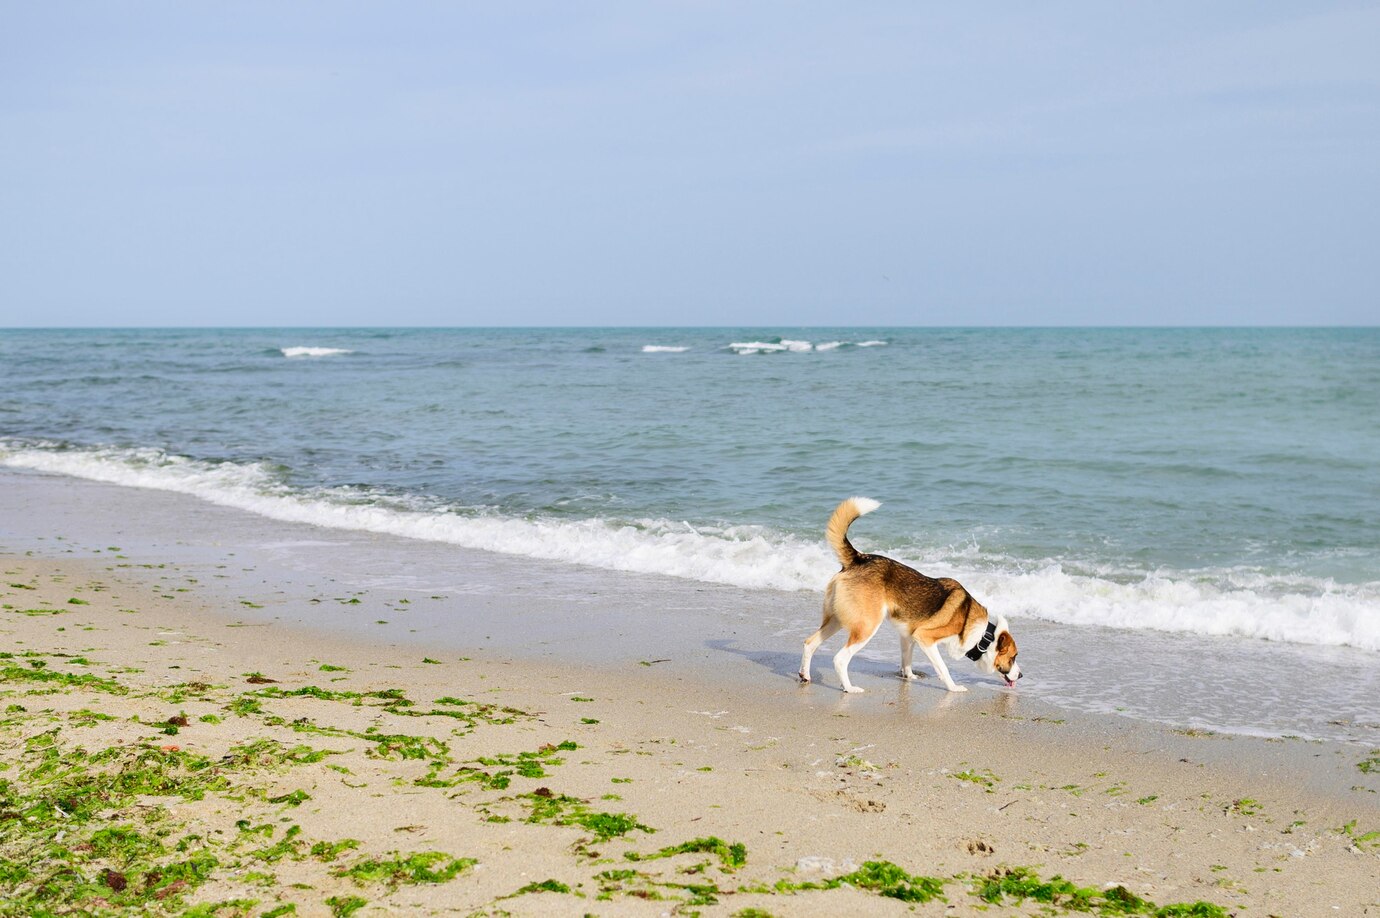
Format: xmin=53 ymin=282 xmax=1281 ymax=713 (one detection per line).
xmin=1 ymin=551 xmax=1377 ymax=917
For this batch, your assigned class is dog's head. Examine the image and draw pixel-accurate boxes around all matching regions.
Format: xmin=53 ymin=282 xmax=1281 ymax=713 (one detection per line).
xmin=976 ymin=616 xmax=1022 ymax=686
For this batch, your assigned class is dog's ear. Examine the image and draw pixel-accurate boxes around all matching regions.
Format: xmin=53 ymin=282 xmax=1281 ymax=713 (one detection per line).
xmin=996 ymin=631 xmax=1015 ymax=655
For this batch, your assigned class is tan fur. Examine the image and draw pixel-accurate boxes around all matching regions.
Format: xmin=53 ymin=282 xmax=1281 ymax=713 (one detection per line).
xmin=821 ymin=557 xmax=988 ymax=649
xmin=994 ymin=631 xmax=1017 ymax=674
xmin=824 ymin=499 xmax=868 ymax=567
xmin=801 ymin=497 xmax=1020 ymax=693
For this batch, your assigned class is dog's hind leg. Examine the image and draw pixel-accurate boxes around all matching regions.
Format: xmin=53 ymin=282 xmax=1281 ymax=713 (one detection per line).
xmin=799 ymin=614 xmax=840 ymax=684
xmin=918 ymin=639 xmax=967 ymax=693
xmin=833 ymin=619 xmax=883 ymax=694
xmin=899 ymin=630 xmax=919 ymax=681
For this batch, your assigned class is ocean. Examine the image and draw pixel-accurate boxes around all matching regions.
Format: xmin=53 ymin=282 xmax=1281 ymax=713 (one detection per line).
xmin=2 ymin=327 xmax=1378 ymax=739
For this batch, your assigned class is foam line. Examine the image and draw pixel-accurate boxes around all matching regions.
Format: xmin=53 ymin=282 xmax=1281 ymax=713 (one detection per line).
xmin=3 ymin=442 xmax=1377 ymax=652
xmin=281 ymin=347 xmax=352 ymax=358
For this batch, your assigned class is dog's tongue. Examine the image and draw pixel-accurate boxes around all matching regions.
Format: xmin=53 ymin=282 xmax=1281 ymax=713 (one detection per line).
xmin=1003 ymin=677 xmax=1015 ymax=687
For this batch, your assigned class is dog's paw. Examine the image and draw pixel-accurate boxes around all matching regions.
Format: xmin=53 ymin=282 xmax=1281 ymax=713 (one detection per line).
xmin=946 ymin=685 xmax=969 ymax=693
xmin=797 ymin=672 xmax=811 ymax=684
xmin=899 ymin=669 xmax=923 ymax=681
xmin=843 ymin=685 xmax=865 ymax=694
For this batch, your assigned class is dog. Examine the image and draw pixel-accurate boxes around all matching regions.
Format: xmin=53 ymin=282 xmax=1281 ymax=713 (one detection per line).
xmin=798 ymin=497 xmax=1021 ymax=694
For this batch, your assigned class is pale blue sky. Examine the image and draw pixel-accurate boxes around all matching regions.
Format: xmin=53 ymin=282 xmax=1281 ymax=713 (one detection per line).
xmin=2 ymin=2 xmax=1377 ymax=326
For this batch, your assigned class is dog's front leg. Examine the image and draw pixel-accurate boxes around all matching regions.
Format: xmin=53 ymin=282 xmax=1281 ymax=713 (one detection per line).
xmin=919 ymin=641 xmax=967 ymax=692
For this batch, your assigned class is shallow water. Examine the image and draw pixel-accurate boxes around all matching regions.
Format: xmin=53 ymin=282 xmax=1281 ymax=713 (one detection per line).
xmin=3 ymin=327 xmax=1377 ymax=656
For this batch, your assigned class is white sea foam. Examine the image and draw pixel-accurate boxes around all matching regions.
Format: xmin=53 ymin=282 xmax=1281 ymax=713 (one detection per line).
xmin=728 ymin=341 xmax=790 ymax=354
xmin=281 ymin=347 xmax=353 ymax=358
xmin=727 ymin=339 xmax=813 ymax=354
xmin=641 ymin=345 xmax=690 ymax=353
xmin=4 ymin=443 xmax=1378 ymax=652
xmin=0 ymin=444 xmax=835 ymax=593
xmin=961 ymin=564 xmax=1380 ymax=653
xmin=726 ymin=339 xmax=886 ymax=354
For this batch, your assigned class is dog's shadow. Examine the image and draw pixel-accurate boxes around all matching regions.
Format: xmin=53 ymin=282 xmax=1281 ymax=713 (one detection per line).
xmin=706 ymin=637 xmax=902 ymax=685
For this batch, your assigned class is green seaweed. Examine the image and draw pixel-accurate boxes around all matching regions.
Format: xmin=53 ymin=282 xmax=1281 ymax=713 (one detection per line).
xmin=267 ymin=789 xmax=311 ymax=807
xmin=228 ymin=696 xmax=264 ymax=717
xmin=310 ymin=839 xmax=361 ymax=861
xmin=68 ymin=708 xmax=116 ymax=727
xmin=505 ymin=878 xmax=573 ymax=897
xmin=625 ymin=836 xmax=747 ymax=871
xmin=158 ymin=681 xmax=220 ymax=703
xmin=246 ymin=826 xmax=305 ymax=864
xmin=247 ymin=685 xmax=525 ymax=732
xmin=0 ymin=663 xmax=126 ymax=694
xmin=975 ymin=867 xmax=1226 ymax=916
xmin=224 ymin=738 xmax=339 ymax=770
xmin=361 ymin=729 xmax=449 ymax=761
xmin=1336 ymin=819 xmax=1380 ymax=849
xmin=336 ymin=851 xmax=476 ymax=886
xmin=182 ymin=899 xmax=260 ymax=917
xmin=325 ymin=895 xmax=368 ymax=917
xmin=951 ymin=767 xmax=1000 ymax=791
xmin=420 ymin=739 xmax=577 ymax=790
xmin=776 ymin=860 xmax=945 ymax=903
xmin=517 ymin=789 xmax=652 ymax=840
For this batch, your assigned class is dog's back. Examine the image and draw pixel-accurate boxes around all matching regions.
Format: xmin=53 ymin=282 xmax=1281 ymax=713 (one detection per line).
xmin=833 ymin=555 xmax=979 ymax=632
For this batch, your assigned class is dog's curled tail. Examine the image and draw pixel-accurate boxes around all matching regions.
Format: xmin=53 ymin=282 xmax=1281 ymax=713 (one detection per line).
xmin=825 ymin=496 xmax=881 ymax=568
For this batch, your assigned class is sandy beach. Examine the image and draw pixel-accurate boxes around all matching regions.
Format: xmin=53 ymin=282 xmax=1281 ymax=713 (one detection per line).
xmin=7 ymin=0 xmax=1380 ymax=910
xmin=2 ymin=473 xmax=1378 ymax=916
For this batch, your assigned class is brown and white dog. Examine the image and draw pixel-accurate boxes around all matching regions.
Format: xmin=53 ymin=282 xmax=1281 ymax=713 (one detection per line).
xmin=799 ymin=497 xmax=1021 ymax=694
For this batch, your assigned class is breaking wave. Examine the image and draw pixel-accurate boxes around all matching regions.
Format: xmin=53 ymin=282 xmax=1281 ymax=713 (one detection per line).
xmin=280 ymin=347 xmax=353 ymax=358
xmin=2 ymin=441 xmax=1376 ymax=653
xmin=725 ymin=338 xmax=887 ymax=354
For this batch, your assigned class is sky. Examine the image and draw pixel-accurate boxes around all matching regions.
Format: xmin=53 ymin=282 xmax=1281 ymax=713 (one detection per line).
xmin=1 ymin=2 xmax=1377 ymax=327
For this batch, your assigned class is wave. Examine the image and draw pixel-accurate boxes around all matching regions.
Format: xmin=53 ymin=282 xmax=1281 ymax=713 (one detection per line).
xmin=727 ymin=340 xmax=813 ymax=354
xmin=0 ymin=442 xmax=833 ymax=593
xmin=642 ymin=345 xmax=691 ymax=353
xmin=2 ymin=442 xmax=1377 ymax=652
xmin=280 ymin=347 xmax=353 ymax=358
xmin=962 ymin=565 xmax=1380 ymax=652
xmin=726 ymin=339 xmax=887 ymax=354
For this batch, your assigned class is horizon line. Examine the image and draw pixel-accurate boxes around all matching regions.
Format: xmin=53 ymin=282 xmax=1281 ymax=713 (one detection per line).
xmin=3 ymin=324 xmax=1377 ymax=332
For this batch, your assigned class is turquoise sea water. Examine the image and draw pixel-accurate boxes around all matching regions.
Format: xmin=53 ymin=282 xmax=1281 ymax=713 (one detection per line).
xmin=2 ymin=327 xmax=1378 ymax=652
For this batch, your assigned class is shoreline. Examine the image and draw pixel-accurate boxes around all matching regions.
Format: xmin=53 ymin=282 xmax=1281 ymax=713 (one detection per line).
xmin=3 ymin=465 xmax=1378 ymax=749
xmin=1 ymin=477 xmax=1378 ymax=913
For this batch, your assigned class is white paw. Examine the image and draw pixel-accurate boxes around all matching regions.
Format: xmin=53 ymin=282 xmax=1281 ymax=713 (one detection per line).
xmin=946 ymin=685 xmax=969 ymax=693
xmin=899 ymin=670 xmax=918 ymax=681
xmin=798 ymin=672 xmax=810 ymax=684
xmin=844 ymin=686 xmax=865 ymax=694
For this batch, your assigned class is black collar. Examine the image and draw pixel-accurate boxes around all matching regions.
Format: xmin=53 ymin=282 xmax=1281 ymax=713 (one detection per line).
xmin=965 ymin=621 xmax=997 ymax=661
